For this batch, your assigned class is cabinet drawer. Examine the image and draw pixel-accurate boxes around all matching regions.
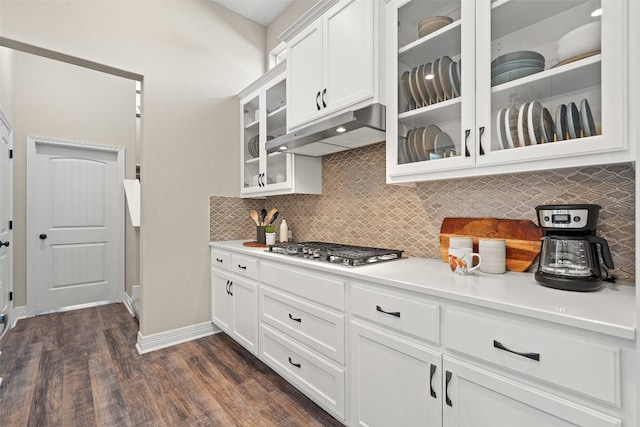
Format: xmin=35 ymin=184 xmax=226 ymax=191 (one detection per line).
xmin=260 ymin=324 xmax=345 ymax=420
xmin=211 ymin=248 xmax=231 ymax=271
xmin=231 ymin=254 xmax=258 ymax=281
xmin=351 ymin=283 xmax=440 ymax=345
xmin=260 ymin=262 xmax=345 ymax=310
xmin=444 ymin=308 xmax=620 ymax=405
xmin=260 ymin=286 xmax=345 ymax=364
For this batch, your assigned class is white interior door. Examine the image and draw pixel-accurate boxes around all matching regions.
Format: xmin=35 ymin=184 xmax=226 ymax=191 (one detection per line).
xmin=0 ymin=112 xmax=13 ymax=330
xmin=28 ymin=137 xmax=124 ymax=315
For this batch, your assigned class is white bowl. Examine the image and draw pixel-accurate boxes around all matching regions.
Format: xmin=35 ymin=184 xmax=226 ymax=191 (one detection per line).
xmin=556 ymin=21 xmax=601 ymax=62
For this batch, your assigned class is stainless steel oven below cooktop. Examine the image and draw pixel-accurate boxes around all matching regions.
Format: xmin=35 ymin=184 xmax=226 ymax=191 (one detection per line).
xmin=268 ymin=241 xmax=403 ymax=267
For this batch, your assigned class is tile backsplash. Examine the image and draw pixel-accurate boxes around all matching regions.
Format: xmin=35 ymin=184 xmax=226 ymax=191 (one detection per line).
xmin=211 ymin=142 xmax=635 ymax=282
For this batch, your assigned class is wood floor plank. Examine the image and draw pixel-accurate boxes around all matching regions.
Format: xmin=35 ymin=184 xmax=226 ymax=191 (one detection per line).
xmin=28 ymin=349 xmax=64 ymax=426
xmin=88 ymin=364 xmax=133 ymax=427
xmin=0 ymin=304 xmax=345 ymax=427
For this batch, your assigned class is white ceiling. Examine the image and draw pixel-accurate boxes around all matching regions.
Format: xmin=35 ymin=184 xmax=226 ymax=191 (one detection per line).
xmin=212 ymin=0 xmax=295 ymax=26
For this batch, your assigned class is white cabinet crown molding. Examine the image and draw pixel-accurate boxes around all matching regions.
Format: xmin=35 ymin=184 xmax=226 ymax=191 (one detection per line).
xmin=278 ymin=0 xmax=341 ymax=43
xmin=238 ymin=61 xmax=287 ymax=100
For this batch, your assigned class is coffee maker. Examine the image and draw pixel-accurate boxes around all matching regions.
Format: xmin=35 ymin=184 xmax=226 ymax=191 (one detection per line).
xmin=535 ymin=204 xmax=614 ymax=291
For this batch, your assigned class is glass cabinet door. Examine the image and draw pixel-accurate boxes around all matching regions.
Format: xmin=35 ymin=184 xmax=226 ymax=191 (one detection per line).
xmin=388 ymin=0 xmax=475 ymax=180
xmin=243 ymin=94 xmax=261 ymax=192
xmin=477 ymin=0 xmax=625 ymax=166
xmin=264 ymin=77 xmax=290 ymax=188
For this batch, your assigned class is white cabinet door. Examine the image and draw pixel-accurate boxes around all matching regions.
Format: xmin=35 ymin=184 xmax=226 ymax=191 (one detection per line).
xmin=211 ymin=268 xmax=258 ymax=355
xmin=287 ymin=22 xmax=324 ymax=129
xmin=287 ymin=0 xmax=377 ymax=130
xmin=239 ymin=63 xmax=322 ymax=197
xmin=442 ymin=356 xmax=621 ymax=427
xmin=211 ymin=269 xmax=232 ymax=333
xmin=351 ymin=321 xmax=442 ymax=427
xmin=324 ymin=0 xmax=374 ymax=114
xmin=230 ymin=278 xmax=258 ymax=354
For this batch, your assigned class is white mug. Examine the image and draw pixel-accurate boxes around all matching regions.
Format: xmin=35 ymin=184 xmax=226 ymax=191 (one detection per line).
xmin=449 ymin=235 xmax=473 ymax=250
xmin=479 ymin=238 xmax=506 ymax=274
xmin=448 ymin=247 xmax=482 ymax=275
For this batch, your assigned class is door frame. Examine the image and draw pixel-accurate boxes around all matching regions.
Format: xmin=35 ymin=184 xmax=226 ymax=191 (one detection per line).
xmin=26 ymin=136 xmax=125 ymax=317
xmin=0 ymin=110 xmax=13 ymax=335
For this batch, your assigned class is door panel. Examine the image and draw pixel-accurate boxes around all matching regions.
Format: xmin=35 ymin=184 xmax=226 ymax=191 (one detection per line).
xmin=32 ymin=139 xmax=122 ymax=314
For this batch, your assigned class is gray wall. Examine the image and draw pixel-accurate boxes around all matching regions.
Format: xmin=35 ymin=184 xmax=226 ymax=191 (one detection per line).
xmin=12 ymin=52 xmax=137 ymax=305
xmin=0 ymin=1 xmax=266 ymax=336
xmin=0 ymin=47 xmax=15 ymax=123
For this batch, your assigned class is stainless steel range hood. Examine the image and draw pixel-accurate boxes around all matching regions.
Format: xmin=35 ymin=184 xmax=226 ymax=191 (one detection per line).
xmin=265 ymin=103 xmax=386 ymax=157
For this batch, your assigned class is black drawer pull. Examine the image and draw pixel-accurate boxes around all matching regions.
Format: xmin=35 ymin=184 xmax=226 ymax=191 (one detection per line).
xmin=376 ymin=305 xmax=400 ymax=318
xmin=316 ymin=91 xmax=321 ymax=110
xmin=493 ymin=340 xmax=540 ymax=361
xmin=288 ymin=313 xmax=302 ymax=323
xmin=445 ymin=371 xmax=452 ymax=407
xmin=429 ymin=364 xmax=437 ymax=398
xmin=215 ymin=258 xmax=223 ymax=263
xmin=238 ymin=265 xmax=247 ymax=270
xmin=288 ymin=357 xmax=301 ymax=368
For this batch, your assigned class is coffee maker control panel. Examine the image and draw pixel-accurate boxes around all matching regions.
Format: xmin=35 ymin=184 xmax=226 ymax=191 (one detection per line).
xmin=538 ymin=208 xmax=589 ymax=229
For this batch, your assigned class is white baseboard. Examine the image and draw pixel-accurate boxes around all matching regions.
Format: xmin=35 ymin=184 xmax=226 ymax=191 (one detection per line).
xmin=135 ymin=321 xmax=221 ymax=354
xmin=122 ymin=292 xmax=136 ymax=317
xmin=13 ymin=306 xmax=27 ymax=326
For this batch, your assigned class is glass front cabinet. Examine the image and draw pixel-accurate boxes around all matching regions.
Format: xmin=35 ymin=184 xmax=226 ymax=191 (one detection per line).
xmin=386 ymin=0 xmax=631 ymax=184
xmin=240 ymin=62 xmax=322 ymax=197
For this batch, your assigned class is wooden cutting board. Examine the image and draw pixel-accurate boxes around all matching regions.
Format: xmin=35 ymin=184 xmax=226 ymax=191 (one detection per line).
xmin=439 ymin=217 xmax=543 ymax=272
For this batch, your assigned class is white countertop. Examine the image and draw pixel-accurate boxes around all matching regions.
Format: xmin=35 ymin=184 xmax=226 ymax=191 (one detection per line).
xmin=210 ymin=240 xmax=636 ymax=340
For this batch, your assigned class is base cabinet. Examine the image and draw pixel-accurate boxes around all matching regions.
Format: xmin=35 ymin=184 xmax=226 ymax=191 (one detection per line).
xmin=350 ymin=321 xmax=442 ymax=427
xmin=442 ymin=357 xmax=621 ymax=427
xmin=211 ymin=270 xmax=258 ymax=355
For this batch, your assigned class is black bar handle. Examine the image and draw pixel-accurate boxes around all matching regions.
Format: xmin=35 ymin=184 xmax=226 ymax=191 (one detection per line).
xmin=225 ymin=280 xmax=230 ymax=295
xmin=238 ymin=265 xmax=247 ymax=270
xmin=0 ymin=241 xmax=9 ymax=247
xmin=316 ymin=91 xmax=321 ymax=110
xmin=464 ymin=129 xmax=471 ymax=157
xmin=376 ymin=305 xmax=400 ymax=318
xmin=228 ymin=281 xmax=233 ymax=296
xmin=216 ymin=258 xmax=223 ymax=263
xmin=429 ymin=364 xmax=437 ymax=398
xmin=288 ymin=313 xmax=302 ymax=323
xmin=322 ymin=88 xmax=327 ymax=108
xmin=493 ymin=340 xmax=540 ymax=361
xmin=478 ymin=126 xmax=485 ymax=155
xmin=288 ymin=357 xmax=301 ymax=368
xmin=445 ymin=371 xmax=452 ymax=407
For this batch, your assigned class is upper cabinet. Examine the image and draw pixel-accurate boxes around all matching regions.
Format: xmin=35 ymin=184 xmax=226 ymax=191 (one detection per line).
xmin=283 ymin=0 xmax=384 ymax=130
xmin=239 ymin=63 xmax=322 ymax=198
xmin=386 ymin=0 xmax=632 ymax=184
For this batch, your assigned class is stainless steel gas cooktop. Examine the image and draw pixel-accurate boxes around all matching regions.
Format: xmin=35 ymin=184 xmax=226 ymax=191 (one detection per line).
xmin=268 ymin=241 xmax=403 ymax=267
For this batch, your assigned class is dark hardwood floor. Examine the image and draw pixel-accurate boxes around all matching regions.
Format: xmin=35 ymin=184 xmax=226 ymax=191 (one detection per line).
xmin=0 ymin=303 xmax=343 ymax=426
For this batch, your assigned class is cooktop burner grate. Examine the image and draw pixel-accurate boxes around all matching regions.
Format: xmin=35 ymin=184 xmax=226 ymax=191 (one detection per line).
xmin=268 ymin=241 xmax=404 ymax=266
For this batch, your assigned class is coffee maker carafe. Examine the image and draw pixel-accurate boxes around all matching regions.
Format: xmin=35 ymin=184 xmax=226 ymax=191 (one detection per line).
xmin=535 ymin=204 xmax=614 ymax=291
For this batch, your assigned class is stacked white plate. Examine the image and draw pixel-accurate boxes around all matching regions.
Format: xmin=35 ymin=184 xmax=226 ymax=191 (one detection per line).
xmin=491 ymin=51 xmax=545 ymax=86
xmin=400 ymin=56 xmax=461 ymax=110
xmin=495 ymin=98 xmax=596 ymax=150
xmin=399 ymin=125 xmax=457 ymax=163
xmin=247 ymin=135 xmax=259 ymax=158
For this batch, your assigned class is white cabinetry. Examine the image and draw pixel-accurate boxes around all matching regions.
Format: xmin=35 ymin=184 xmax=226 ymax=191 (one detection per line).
xmin=349 ymin=280 xmax=626 ymax=427
xmin=350 ymin=282 xmax=442 ymax=427
xmin=239 ymin=62 xmax=321 ymax=197
xmin=442 ymin=357 xmax=621 ymax=427
xmin=259 ymin=261 xmax=347 ymax=421
xmin=210 ymin=249 xmax=258 ymax=354
xmin=386 ymin=0 xmax=632 ymax=183
xmin=284 ymin=0 xmax=381 ymax=130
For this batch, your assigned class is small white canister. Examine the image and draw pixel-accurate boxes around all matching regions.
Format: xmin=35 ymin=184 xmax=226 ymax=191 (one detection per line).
xmin=279 ymin=219 xmax=288 ymax=243
xmin=478 ymin=238 xmax=506 ymax=274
